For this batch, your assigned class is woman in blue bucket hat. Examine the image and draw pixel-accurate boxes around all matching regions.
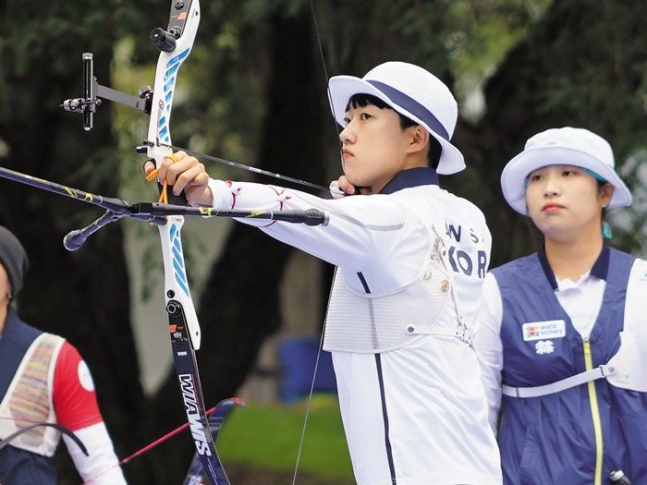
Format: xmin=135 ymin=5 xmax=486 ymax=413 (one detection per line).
xmin=476 ymin=127 xmax=646 ymax=485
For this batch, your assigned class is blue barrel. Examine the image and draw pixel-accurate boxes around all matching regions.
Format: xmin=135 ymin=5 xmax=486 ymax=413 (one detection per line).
xmin=278 ymin=337 xmax=337 ymax=403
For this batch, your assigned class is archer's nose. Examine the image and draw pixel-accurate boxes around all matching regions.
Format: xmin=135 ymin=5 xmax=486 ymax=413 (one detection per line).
xmin=543 ymin=180 xmax=561 ymax=198
xmin=339 ymin=122 xmax=356 ymax=146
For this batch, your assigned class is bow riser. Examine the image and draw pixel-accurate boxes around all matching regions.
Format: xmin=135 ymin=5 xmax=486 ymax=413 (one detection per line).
xmin=160 ymin=220 xmax=201 ymax=348
xmin=147 ymin=0 xmax=203 ymax=351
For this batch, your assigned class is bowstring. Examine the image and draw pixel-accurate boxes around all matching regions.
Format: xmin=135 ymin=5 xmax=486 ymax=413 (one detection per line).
xmin=290 ymin=3 xmax=341 ymax=484
xmin=309 ymin=0 xmax=344 ymax=152
xmin=290 ymin=326 xmax=328 ymax=485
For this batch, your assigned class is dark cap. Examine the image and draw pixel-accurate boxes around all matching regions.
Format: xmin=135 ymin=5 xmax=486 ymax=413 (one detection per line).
xmin=0 ymin=226 xmax=29 ymax=298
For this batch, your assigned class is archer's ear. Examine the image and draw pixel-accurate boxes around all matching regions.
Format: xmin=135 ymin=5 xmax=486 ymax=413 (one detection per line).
xmin=408 ymin=126 xmax=430 ymax=155
xmin=601 ymin=183 xmax=615 ymax=208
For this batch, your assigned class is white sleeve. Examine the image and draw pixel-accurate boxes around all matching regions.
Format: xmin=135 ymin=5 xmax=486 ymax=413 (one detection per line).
xmin=474 ymin=272 xmax=504 ymax=435
xmin=207 ymin=179 xmax=413 ymax=272
xmin=64 ymin=422 xmax=127 ymax=484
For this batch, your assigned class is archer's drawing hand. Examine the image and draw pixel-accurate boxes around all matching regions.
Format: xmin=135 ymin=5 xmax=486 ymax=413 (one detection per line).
xmin=144 ymin=152 xmax=213 ymax=206
xmin=329 ymin=175 xmax=373 ymax=198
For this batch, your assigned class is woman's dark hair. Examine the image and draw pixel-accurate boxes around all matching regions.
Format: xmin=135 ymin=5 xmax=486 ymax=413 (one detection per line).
xmin=345 ymin=94 xmax=441 ymax=169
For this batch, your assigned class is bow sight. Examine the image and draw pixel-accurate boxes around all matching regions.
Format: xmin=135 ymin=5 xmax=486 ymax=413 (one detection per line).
xmin=61 ymin=52 xmax=152 ymax=131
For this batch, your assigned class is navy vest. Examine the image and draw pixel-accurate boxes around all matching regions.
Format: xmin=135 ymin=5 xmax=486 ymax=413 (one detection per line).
xmin=492 ymin=247 xmax=647 ymax=485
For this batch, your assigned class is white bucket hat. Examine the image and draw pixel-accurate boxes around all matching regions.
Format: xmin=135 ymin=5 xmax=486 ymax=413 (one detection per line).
xmin=328 ymin=61 xmax=465 ymax=175
xmin=501 ymin=127 xmax=632 ymax=215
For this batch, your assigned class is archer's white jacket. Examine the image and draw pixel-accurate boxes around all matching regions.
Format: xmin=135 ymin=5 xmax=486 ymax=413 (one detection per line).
xmin=206 ymin=168 xmax=502 ymax=485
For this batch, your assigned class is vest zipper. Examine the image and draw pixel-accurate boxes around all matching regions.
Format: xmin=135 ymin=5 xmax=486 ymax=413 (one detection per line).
xmin=583 ymin=337 xmax=603 ymax=485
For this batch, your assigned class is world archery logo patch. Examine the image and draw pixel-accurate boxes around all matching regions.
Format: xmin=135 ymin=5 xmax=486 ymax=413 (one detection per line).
xmin=522 ymin=320 xmax=566 ymax=341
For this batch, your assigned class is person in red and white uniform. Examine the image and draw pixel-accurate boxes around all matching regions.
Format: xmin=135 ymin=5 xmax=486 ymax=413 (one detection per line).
xmin=0 ymin=225 xmax=127 ymax=484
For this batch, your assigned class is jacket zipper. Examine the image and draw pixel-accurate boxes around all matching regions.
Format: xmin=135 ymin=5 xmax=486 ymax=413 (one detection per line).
xmin=583 ymin=337 xmax=603 ymax=485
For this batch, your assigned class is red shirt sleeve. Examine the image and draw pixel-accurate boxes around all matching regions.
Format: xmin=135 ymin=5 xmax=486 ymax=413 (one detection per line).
xmin=52 ymin=341 xmax=104 ymax=431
